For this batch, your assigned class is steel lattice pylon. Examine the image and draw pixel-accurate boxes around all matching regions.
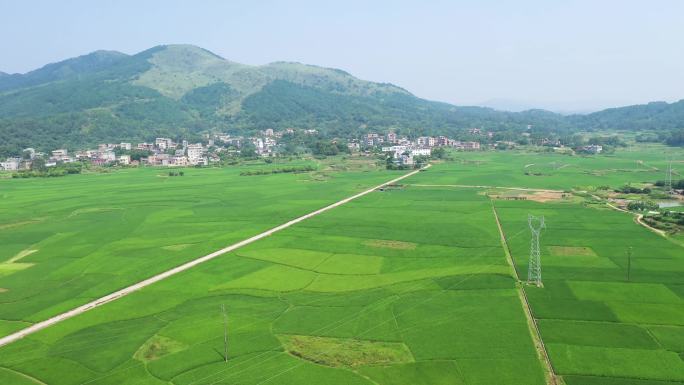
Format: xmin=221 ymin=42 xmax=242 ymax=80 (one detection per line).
xmin=527 ymin=214 xmax=545 ymax=287
xmin=665 ymin=160 xmax=673 ymax=194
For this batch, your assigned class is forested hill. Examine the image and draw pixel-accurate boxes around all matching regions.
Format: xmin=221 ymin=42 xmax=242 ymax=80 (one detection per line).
xmin=0 ymin=44 xmax=682 ymax=155
xmin=570 ymin=100 xmax=684 ymax=131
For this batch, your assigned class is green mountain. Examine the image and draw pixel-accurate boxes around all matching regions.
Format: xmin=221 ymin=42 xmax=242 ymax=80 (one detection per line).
xmin=0 ymin=50 xmax=129 ymax=93
xmin=0 ymin=44 xmax=682 ymax=155
xmin=572 ymin=101 xmax=684 ymax=131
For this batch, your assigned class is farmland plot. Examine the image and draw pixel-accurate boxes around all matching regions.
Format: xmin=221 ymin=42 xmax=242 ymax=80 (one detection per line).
xmin=0 ymin=165 xmax=400 ymax=337
xmin=495 ymin=199 xmax=684 ymax=384
xmin=0 ymin=185 xmax=546 ymax=385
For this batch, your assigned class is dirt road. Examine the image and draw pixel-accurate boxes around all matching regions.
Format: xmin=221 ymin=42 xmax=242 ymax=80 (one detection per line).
xmin=409 ymin=184 xmax=564 ymax=193
xmin=606 ymin=202 xmax=667 ymax=237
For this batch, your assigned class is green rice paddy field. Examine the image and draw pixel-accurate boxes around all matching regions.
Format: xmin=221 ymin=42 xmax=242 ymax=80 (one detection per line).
xmin=410 ymin=143 xmax=683 ymax=190
xmin=496 ymin=199 xmax=684 ymax=385
xmin=0 ymin=165 xmax=401 ymax=337
xmin=0 ymin=145 xmax=683 ymax=385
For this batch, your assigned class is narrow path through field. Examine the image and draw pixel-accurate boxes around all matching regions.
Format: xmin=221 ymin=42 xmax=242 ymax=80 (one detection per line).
xmin=410 ymin=184 xmax=563 ymax=193
xmin=491 ymin=203 xmax=559 ymax=385
xmin=606 ymin=202 xmax=667 ymax=237
xmin=0 ymin=166 xmax=430 ymax=348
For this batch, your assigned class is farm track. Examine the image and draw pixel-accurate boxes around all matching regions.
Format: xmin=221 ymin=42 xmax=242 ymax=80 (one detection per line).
xmin=410 ymin=184 xmax=564 ymax=193
xmin=491 ymin=203 xmax=560 ymax=385
xmin=0 ymin=166 xmax=430 ymax=348
xmin=606 ymin=202 xmax=667 ymax=237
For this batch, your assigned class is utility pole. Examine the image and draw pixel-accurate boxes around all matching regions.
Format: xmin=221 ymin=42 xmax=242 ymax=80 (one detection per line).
xmin=221 ymin=304 xmax=228 ymax=362
xmin=626 ymin=247 xmax=632 ymax=282
xmin=527 ymin=214 xmax=545 ymax=287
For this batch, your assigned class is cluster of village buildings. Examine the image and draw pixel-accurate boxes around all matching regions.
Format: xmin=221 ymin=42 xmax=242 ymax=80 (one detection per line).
xmin=0 ymin=139 xmax=210 ymax=171
xmin=0 ymin=130 xmax=288 ymax=171
xmin=350 ymin=132 xmax=481 ymax=166
xmin=0 ymin=128 xmax=486 ymax=171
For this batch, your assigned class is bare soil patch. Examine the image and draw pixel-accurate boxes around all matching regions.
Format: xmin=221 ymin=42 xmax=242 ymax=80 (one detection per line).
xmin=490 ymin=190 xmax=566 ymax=203
xmin=364 ymin=239 xmax=416 ymax=250
xmin=548 ymin=246 xmax=597 ymax=257
xmin=528 ymin=191 xmax=566 ymax=202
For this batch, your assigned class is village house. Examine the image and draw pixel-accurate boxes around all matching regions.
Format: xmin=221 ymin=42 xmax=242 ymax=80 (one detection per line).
xmin=117 ymin=155 xmax=131 ymax=165
xmin=580 ymin=144 xmax=603 ymax=154
xmin=347 ymin=141 xmax=360 ymax=152
xmin=411 ymin=148 xmax=431 ymax=157
xmin=187 ymin=143 xmax=205 ymax=164
xmin=0 ymin=158 xmax=20 ymax=171
xmin=155 ymin=138 xmax=174 ymax=150
xmin=461 ymin=141 xmax=481 ymax=150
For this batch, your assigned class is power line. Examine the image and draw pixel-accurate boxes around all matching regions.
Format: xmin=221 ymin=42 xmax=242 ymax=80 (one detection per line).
xmin=222 ymin=304 xmax=228 ymax=363
xmin=626 ymin=246 xmax=632 ymax=282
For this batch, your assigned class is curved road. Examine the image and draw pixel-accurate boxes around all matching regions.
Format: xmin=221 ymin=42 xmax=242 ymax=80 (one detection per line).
xmin=0 ymin=165 xmax=429 ymax=348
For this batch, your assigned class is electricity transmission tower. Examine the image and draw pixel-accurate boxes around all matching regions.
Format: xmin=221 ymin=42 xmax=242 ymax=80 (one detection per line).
xmin=665 ymin=160 xmax=673 ymax=194
xmin=527 ymin=214 xmax=545 ymax=287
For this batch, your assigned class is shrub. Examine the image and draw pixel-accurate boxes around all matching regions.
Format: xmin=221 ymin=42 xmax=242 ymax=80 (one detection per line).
xmin=627 ymin=200 xmax=659 ymax=211
xmin=240 ymin=165 xmax=316 ymax=176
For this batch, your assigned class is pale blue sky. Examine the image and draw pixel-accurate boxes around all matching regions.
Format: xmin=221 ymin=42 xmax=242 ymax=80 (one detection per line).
xmin=2 ymin=0 xmax=683 ymax=111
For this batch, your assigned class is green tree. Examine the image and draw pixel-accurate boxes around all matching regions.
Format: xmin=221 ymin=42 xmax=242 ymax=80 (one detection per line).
xmin=31 ymin=157 xmax=47 ymax=172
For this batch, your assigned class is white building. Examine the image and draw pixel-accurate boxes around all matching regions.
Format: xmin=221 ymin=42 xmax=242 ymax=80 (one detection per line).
xmin=101 ymin=151 xmax=117 ymax=163
xmin=187 ymin=144 xmax=204 ymax=163
xmin=382 ymin=145 xmax=408 ymax=153
xmin=119 ymin=143 xmax=132 ymax=151
xmin=583 ymin=145 xmax=603 ymax=154
xmin=0 ymin=158 xmax=20 ymax=171
xmin=411 ymin=148 xmax=431 ymax=157
xmin=118 ymin=155 xmax=131 ymax=165
xmin=172 ymin=156 xmax=188 ymax=167
xmin=155 ymin=138 xmax=173 ymax=150
xmin=50 ymin=149 xmax=71 ymax=162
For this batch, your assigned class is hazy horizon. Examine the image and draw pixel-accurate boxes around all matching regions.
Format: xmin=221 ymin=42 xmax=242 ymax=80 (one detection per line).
xmin=2 ymin=0 xmax=683 ymax=112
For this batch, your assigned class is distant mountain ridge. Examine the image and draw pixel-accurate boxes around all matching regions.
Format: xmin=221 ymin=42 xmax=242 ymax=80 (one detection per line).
xmin=0 ymin=50 xmax=129 ymax=92
xmin=0 ymin=44 xmax=682 ymax=155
